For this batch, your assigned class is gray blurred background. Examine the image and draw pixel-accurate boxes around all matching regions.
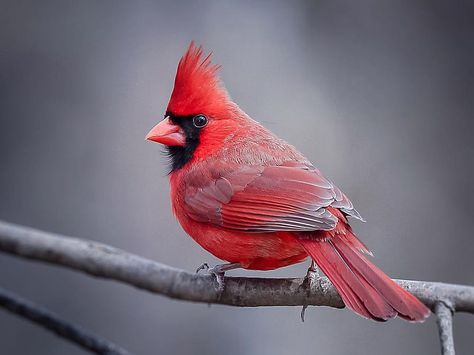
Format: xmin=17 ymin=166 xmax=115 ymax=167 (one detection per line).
xmin=1 ymin=1 xmax=473 ymax=354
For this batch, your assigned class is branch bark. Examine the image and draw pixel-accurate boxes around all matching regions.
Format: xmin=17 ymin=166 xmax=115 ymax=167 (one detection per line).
xmin=0 ymin=286 xmax=132 ymax=355
xmin=0 ymin=220 xmax=473 ymax=314
xmin=435 ymin=301 xmax=455 ymax=355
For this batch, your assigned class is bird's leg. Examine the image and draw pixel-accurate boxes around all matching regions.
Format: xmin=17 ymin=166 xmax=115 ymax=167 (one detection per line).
xmin=209 ymin=263 xmax=242 ymax=292
xmin=305 ymin=260 xmax=320 ymax=284
xmin=300 ymin=260 xmax=320 ymax=322
xmin=196 ymin=262 xmax=241 ymax=292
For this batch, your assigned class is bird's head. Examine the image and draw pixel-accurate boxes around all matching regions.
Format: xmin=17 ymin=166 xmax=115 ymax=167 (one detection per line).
xmin=146 ymin=42 xmax=244 ymax=172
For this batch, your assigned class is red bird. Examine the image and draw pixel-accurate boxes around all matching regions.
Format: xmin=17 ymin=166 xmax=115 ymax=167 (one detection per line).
xmin=146 ymin=43 xmax=430 ymax=322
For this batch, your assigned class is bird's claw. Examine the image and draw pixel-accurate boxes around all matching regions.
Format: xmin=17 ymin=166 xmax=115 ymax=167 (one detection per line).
xmin=195 ymin=263 xmax=239 ymax=293
xmin=300 ymin=261 xmax=320 ymax=322
xmin=196 ymin=263 xmax=210 ymax=274
xmin=302 ymin=267 xmax=319 ymax=294
xmin=210 ymin=269 xmax=226 ymax=292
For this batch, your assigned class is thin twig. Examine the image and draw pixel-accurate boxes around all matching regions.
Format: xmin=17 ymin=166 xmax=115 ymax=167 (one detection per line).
xmin=435 ymin=301 xmax=455 ymax=355
xmin=0 ymin=220 xmax=473 ymax=314
xmin=0 ymin=286 xmax=132 ymax=355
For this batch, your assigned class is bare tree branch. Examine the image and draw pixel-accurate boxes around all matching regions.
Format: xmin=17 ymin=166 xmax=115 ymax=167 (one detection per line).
xmin=0 ymin=220 xmax=473 ymax=314
xmin=0 ymin=286 xmax=132 ymax=355
xmin=435 ymin=301 xmax=455 ymax=355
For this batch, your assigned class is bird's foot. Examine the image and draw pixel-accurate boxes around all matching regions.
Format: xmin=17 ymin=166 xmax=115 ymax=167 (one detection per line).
xmin=196 ymin=263 xmax=210 ymax=274
xmin=300 ymin=260 xmax=320 ymax=322
xmin=302 ymin=260 xmax=320 ymax=293
xmin=196 ymin=262 xmax=241 ymax=293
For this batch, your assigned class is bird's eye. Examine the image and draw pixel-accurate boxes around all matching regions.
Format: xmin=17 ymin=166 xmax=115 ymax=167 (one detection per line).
xmin=192 ymin=114 xmax=208 ymax=128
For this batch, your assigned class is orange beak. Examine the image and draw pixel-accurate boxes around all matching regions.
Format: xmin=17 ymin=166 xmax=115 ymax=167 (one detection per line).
xmin=145 ymin=117 xmax=186 ymax=146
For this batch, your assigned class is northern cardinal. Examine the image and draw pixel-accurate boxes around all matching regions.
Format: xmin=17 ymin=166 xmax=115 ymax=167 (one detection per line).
xmin=146 ymin=43 xmax=430 ymax=322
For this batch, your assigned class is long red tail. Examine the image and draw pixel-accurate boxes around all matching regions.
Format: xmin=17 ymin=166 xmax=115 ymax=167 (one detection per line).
xmin=298 ymin=233 xmax=430 ymax=321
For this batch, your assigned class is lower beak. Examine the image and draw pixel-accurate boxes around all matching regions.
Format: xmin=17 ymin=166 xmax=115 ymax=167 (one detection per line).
xmin=145 ymin=117 xmax=186 ymax=146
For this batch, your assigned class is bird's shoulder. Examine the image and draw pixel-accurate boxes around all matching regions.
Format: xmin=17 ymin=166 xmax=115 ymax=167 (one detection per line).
xmin=218 ymin=121 xmax=312 ymax=167
xmin=178 ymin=119 xmax=313 ymax=185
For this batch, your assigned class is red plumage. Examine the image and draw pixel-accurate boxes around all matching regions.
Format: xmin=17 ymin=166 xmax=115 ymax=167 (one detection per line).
xmin=167 ymin=42 xmax=230 ymax=118
xmin=146 ymin=43 xmax=430 ymax=322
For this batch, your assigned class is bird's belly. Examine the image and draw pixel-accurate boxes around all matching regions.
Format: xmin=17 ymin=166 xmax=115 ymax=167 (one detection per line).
xmin=180 ymin=218 xmax=308 ymax=270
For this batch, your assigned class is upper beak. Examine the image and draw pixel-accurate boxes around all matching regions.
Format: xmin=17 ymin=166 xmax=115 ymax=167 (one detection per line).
xmin=145 ymin=117 xmax=186 ymax=146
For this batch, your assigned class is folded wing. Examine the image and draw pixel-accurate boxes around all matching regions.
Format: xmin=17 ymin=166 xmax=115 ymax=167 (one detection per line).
xmin=184 ymin=161 xmax=362 ymax=233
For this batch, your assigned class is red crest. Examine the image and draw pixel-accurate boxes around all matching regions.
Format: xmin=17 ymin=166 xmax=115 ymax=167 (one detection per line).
xmin=166 ymin=42 xmax=231 ymax=118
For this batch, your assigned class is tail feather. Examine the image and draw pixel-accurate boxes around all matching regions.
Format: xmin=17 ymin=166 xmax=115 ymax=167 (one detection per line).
xmin=299 ymin=234 xmax=430 ymax=322
xmin=331 ymin=237 xmax=429 ymax=321
xmin=309 ymin=240 xmax=395 ymax=320
xmin=310 ymin=241 xmax=370 ymax=318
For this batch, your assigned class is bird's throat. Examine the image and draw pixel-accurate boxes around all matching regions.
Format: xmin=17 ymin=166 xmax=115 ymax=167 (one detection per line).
xmin=166 ymin=140 xmax=199 ymax=172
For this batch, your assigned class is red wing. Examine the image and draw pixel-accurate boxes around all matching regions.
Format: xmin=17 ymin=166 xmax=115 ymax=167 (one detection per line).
xmin=184 ymin=161 xmax=362 ymax=233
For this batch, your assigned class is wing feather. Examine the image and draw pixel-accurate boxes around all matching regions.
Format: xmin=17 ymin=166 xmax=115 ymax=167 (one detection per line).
xmin=184 ymin=161 xmax=363 ymax=232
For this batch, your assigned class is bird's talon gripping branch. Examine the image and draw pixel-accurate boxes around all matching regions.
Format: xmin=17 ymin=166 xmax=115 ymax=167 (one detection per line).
xmin=300 ymin=260 xmax=320 ymax=322
xmin=300 ymin=261 xmax=320 ymax=296
xmin=211 ymin=269 xmax=226 ymax=293
xmin=196 ymin=263 xmax=209 ymax=274
xmin=196 ymin=263 xmax=241 ymax=293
